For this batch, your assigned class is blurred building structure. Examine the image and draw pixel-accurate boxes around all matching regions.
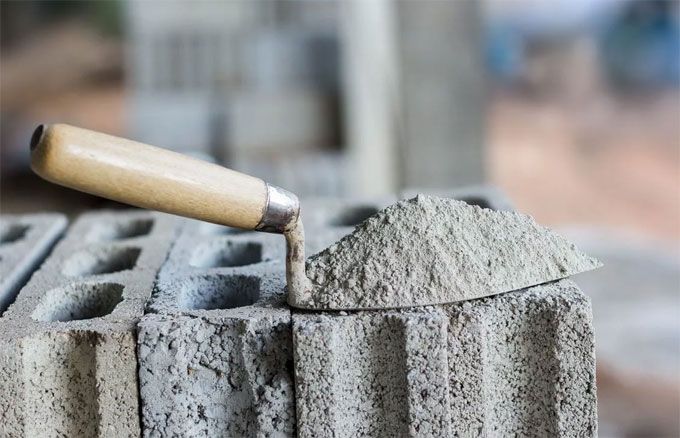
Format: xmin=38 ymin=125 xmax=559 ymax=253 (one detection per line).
xmin=343 ymin=0 xmax=485 ymax=195
xmin=395 ymin=0 xmax=485 ymax=190
xmin=125 ymin=0 xmax=343 ymax=196
xmin=124 ymin=0 xmax=485 ymax=197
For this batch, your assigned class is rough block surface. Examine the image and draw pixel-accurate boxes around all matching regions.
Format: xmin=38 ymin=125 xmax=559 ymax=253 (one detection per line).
xmin=138 ymin=221 xmax=295 ymax=437
xmin=293 ymin=279 xmax=597 ymax=437
xmin=400 ymin=184 xmax=515 ymax=211
xmin=293 ymin=188 xmax=596 ymax=437
xmin=137 ymin=195 xmax=402 ymax=437
xmin=0 ymin=213 xmax=67 ymax=315
xmin=0 ymin=210 xmax=178 ymax=437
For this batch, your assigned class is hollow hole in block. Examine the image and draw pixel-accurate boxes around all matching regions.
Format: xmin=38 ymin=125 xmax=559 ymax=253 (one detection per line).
xmin=62 ymin=246 xmax=142 ymax=277
xmin=31 ymin=282 xmax=125 ymax=322
xmin=179 ymin=274 xmax=260 ymax=310
xmin=329 ymin=206 xmax=379 ymax=227
xmin=190 ymin=241 xmax=263 ymax=268
xmin=457 ymin=196 xmax=492 ymax=210
xmin=86 ymin=218 xmax=154 ymax=242
xmin=199 ymin=222 xmax=249 ymax=236
xmin=0 ymin=223 xmax=30 ymax=244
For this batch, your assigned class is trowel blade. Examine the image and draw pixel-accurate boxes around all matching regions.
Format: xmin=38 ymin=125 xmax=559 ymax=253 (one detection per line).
xmin=288 ymin=196 xmax=602 ymax=311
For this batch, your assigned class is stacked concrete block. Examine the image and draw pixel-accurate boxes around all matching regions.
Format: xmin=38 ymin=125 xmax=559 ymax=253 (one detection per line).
xmin=446 ymin=280 xmax=597 ymax=436
xmin=294 ymin=306 xmax=451 ymax=437
xmin=292 ymin=189 xmax=597 ymax=437
xmin=293 ymin=280 xmax=597 ymax=437
xmin=0 ymin=210 xmax=179 ymax=437
xmin=0 ymin=213 xmax=67 ymax=315
xmin=137 ymin=195 xmax=406 ymax=437
xmin=137 ymin=221 xmax=295 ymax=437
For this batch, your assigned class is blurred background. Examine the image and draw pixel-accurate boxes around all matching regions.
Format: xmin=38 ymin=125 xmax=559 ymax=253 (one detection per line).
xmin=1 ymin=0 xmax=678 ymax=436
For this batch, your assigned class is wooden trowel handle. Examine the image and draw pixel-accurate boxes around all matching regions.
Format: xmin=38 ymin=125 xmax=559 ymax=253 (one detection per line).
xmin=30 ymin=124 xmax=299 ymax=233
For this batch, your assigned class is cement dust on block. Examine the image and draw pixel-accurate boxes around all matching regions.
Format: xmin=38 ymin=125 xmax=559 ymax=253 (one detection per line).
xmin=295 ymin=195 xmax=601 ymax=310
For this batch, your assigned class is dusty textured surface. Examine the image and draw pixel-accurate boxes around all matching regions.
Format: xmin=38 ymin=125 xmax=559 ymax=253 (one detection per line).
xmin=293 ymin=279 xmax=597 ymax=437
xmin=139 ymin=220 xmax=295 ymax=437
xmin=0 ymin=210 xmax=178 ymax=438
xmin=139 ymin=311 xmax=294 ymax=437
xmin=400 ymin=184 xmax=515 ymax=212
xmin=0 ymin=213 xmax=67 ymax=315
xmin=296 ymin=195 xmax=601 ymax=309
xmin=294 ymin=306 xmax=450 ymax=437
xmin=300 ymin=196 xmax=398 ymax=259
xmin=138 ymin=196 xmax=404 ymax=437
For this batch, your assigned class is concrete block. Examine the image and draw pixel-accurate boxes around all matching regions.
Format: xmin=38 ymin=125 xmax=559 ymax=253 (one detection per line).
xmin=137 ymin=197 xmax=405 ymax=436
xmin=293 ymin=279 xmax=597 ymax=437
xmin=0 ymin=210 xmax=178 ymax=437
xmin=138 ymin=220 xmax=295 ymax=437
xmin=0 ymin=213 xmax=67 ymax=315
xmin=294 ymin=306 xmax=451 ymax=437
xmin=293 ymin=188 xmax=595 ymax=436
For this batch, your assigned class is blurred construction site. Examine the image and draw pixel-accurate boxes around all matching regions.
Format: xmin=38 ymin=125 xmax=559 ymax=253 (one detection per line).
xmin=1 ymin=1 xmax=678 ymax=436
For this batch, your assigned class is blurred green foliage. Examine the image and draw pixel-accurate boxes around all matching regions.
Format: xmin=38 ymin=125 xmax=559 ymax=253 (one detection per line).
xmin=1 ymin=0 xmax=122 ymax=47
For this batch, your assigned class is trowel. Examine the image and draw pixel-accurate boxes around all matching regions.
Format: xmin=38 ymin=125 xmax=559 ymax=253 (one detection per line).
xmin=30 ymin=124 xmax=600 ymax=311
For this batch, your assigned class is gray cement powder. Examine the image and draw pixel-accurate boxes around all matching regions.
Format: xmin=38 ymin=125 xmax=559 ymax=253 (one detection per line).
xmin=296 ymin=195 xmax=601 ymax=310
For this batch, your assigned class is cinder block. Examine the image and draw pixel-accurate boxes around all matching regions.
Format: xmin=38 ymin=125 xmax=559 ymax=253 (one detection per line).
xmin=294 ymin=305 xmax=451 ymax=437
xmin=137 ymin=196 xmax=404 ymax=437
xmin=293 ymin=279 xmax=597 ymax=437
xmin=0 ymin=213 xmax=67 ymax=315
xmin=293 ymin=188 xmax=596 ymax=437
xmin=0 ymin=210 xmax=179 ymax=437
xmin=138 ymin=221 xmax=295 ymax=437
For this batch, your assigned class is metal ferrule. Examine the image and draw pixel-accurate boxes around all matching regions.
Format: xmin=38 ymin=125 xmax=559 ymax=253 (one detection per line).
xmin=255 ymin=183 xmax=300 ymax=233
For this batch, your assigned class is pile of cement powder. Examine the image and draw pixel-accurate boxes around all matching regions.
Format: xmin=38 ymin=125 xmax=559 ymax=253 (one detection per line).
xmin=298 ymin=195 xmax=601 ymax=310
